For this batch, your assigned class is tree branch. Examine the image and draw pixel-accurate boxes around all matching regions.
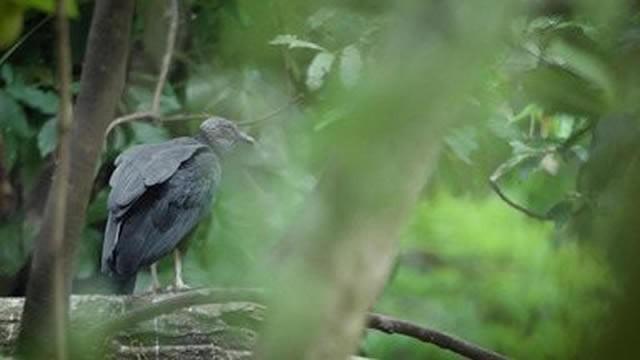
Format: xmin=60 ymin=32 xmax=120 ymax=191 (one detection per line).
xmin=105 ymin=0 xmax=179 ymax=136
xmin=83 ymin=288 xmax=508 ymax=360
xmin=151 ymin=0 xmax=179 ymax=114
xmin=50 ymin=0 xmax=73 ymax=357
xmin=237 ymin=94 xmax=304 ymax=126
xmin=368 ymin=313 xmax=509 ymax=360
xmin=98 ymin=288 xmax=266 ymax=336
xmin=488 ymin=177 xmax=550 ymax=221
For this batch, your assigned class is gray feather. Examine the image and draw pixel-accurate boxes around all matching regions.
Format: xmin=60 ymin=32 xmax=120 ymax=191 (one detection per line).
xmin=107 ymin=137 xmax=206 ymax=213
xmin=104 ymin=150 xmax=220 ymax=276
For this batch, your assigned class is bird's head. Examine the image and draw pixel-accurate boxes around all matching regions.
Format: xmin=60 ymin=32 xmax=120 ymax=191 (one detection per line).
xmin=199 ymin=117 xmax=255 ymax=153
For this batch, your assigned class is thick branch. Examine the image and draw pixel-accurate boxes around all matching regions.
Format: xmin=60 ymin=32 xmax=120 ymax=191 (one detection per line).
xmin=99 ymin=288 xmax=266 ymax=336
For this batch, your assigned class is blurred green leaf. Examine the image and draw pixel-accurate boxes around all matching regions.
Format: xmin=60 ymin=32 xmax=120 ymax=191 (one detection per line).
xmin=545 ymin=39 xmax=615 ymax=105
xmin=306 ymin=51 xmax=335 ymax=91
xmin=37 ymin=116 xmax=57 ymax=157
xmin=86 ymin=189 xmax=108 ymax=225
xmin=0 ymin=89 xmax=31 ymax=137
xmin=6 ymin=83 xmax=58 ymax=114
xmin=130 ymin=122 xmax=170 ymax=144
xmin=339 ymin=45 xmax=362 ymax=87
xmin=444 ymin=127 xmax=478 ymax=164
xmin=14 ymin=0 xmax=78 ymax=17
xmin=270 ymin=34 xmax=326 ymax=51
xmin=1 ymin=64 xmax=14 ymax=83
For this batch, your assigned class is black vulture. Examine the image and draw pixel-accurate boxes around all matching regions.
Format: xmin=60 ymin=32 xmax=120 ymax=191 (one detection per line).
xmin=101 ymin=117 xmax=254 ymax=293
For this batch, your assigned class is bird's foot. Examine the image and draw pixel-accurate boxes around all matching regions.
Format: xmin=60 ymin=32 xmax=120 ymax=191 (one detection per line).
xmin=146 ymin=282 xmax=162 ymax=294
xmin=167 ymin=277 xmax=191 ymax=292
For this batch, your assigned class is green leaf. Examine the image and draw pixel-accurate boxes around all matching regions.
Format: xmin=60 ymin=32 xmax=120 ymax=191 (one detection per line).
xmin=269 ymin=34 xmax=326 ymax=52
xmin=7 ymin=83 xmax=58 ymax=114
xmin=86 ymin=189 xmax=108 ymax=225
xmin=2 ymin=130 xmax=18 ymax=170
xmin=306 ymin=51 xmax=335 ymax=91
xmin=37 ymin=117 xmax=57 ymax=157
xmin=130 ymin=122 xmax=169 ymax=144
xmin=444 ymin=127 xmax=478 ymax=165
xmin=0 ymin=90 xmax=31 ymax=137
xmin=545 ymin=200 xmax=574 ymax=228
xmin=1 ymin=64 xmax=14 ymax=83
xmin=545 ymin=39 xmax=615 ymax=105
xmin=339 ymin=45 xmax=362 ymax=87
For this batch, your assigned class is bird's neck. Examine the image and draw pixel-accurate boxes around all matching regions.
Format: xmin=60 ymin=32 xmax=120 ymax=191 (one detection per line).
xmin=195 ymin=131 xmax=227 ymax=157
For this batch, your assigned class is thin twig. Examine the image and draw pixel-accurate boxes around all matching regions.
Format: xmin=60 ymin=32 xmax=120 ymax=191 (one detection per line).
xmin=151 ymin=0 xmax=179 ymax=114
xmin=53 ymin=0 xmax=73 ymax=358
xmin=237 ymin=94 xmax=303 ymax=126
xmin=162 ymin=112 xmax=211 ymax=122
xmin=559 ymin=123 xmax=594 ymax=152
xmin=105 ymin=111 xmax=156 ymax=135
xmin=105 ymin=0 xmax=179 ymax=136
xmin=0 ymin=16 xmax=52 ymax=67
xmin=368 ymin=313 xmax=509 ymax=360
xmin=489 ymin=177 xmax=550 ymax=221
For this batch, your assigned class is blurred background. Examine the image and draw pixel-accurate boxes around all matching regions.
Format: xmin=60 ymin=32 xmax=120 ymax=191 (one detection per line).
xmin=2 ymin=0 xmax=640 ymax=358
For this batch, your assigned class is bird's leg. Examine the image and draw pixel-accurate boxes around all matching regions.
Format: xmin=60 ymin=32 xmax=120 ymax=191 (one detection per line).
xmin=172 ymin=249 xmax=189 ymax=290
xmin=148 ymin=263 xmax=161 ymax=293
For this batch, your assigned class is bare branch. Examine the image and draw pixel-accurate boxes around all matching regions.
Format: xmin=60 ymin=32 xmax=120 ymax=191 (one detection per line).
xmin=151 ymin=0 xmax=179 ymax=114
xmin=237 ymin=94 xmax=304 ymax=127
xmin=96 ymin=288 xmax=265 ymax=336
xmin=105 ymin=0 xmax=179 ymax=136
xmin=0 ymin=15 xmax=52 ymax=67
xmin=489 ymin=177 xmax=550 ymax=221
xmin=368 ymin=313 xmax=509 ymax=360
xmin=105 ymin=111 xmax=156 ymax=135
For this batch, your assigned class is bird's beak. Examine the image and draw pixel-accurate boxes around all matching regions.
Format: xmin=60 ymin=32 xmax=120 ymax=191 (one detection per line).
xmin=239 ymin=132 xmax=255 ymax=144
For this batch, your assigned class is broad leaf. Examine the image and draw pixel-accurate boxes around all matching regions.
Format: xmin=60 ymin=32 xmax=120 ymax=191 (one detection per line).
xmin=306 ymin=51 xmax=335 ymax=91
xmin=37 ymin=117 xmax=57 ymax=157
xmin=339 ymin=45 xmax=362 ymax=87
xmin=0 ymin=90 xmax=30 ymax=137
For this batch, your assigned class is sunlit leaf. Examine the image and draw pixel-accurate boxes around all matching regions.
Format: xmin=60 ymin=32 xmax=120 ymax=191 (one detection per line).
xmin=0 ymin=2 xmax=23 ymax=49
xmin=269 ymin=34 xmax=326 ymax=51
xmin=14 ymin=0 xmax=78 ymax=17
xmin=339 ymin=45 xmax=362 ymax=87
xmin=306 ymin=51 xmax=335 ymax=91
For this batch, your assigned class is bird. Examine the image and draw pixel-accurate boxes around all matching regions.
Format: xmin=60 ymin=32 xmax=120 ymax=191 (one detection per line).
xmin=101 ymin=117 xmax=254 ymax=294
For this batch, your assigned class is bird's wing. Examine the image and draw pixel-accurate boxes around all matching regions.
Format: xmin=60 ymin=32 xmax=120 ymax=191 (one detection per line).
xmin=108 ymin=151 xmax=220 ymax=276
xmin=108 ymin=137 xmax=207 ymax=216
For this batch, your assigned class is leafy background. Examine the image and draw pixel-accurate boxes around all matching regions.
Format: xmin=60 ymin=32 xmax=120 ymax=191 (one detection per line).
xmin=2 ymin=0 xmax=638 ymax=358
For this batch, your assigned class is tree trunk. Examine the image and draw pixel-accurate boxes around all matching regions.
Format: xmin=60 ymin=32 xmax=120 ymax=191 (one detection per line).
xmin=16 ymin=1 xmax=134 ymax=357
